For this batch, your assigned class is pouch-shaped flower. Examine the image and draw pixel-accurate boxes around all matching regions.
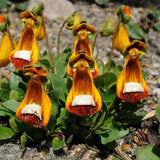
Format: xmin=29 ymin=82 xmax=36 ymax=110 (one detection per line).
xmin=20 ymin=10 xmax=45 ymax=41
xmin=116 ymin=43 xmax=149 ymax=103
xmin=66 ymin=59 xmax=102 ymax=116
xmin=9 ymin=20 xmax=39 ymax=70
xmin=0 ymin=33 xmax=16 ymax=67
xmin=113 ymin=23 xmax=130 ymax=54
xmin=67 ymin=23 xmax=99 ymax=78
xmin=16 ymin=75 xmax=52 ymax=128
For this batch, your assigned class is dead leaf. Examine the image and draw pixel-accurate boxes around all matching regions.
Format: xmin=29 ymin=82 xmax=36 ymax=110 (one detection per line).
xmin=147 ymin=128 xmax=160 ymax=146
xmin=121 ymin=144 xmax=131 ymax=152
xmin=142 ymin=110 xmax=156 ymax=120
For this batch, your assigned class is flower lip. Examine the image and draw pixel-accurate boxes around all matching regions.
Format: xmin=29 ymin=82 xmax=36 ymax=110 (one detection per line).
xmin=21 ymin=10 xmax=37 ymax=22
xmin=69 ymin=52 xmax=94 ymax=67
xmin=21 ymin=103 xmax=42 ymax=120
xmin=73 ymin=23 xmax=95 ymax=34
xmin=13 ymin=50 xmax=31 ymax=61
xmin=123 ymin=82 xmax=144 ymax=93
xmin=23 ymin=67 xmax=47 ymax=77
xmin=72 ymin=95 xmax=96 ymax=106
xmin=126 ymin=40 xmax=146 ymax=53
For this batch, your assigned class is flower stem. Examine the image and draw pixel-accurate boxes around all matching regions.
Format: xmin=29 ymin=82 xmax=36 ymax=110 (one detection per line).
xmin=96 ymin=59 xmax=105 ymax=74
xmin=7 ymin=28 xmax=15 ymax=50
xmin=41 ymin=13 xmax=54 ymax=68
xmin=57 ymin=19 xmax=67 ymax=58
xmin=92 ymin=30 xmax=100 ymax=53
xmin=106 ymin=19 xmax=120 ymax=73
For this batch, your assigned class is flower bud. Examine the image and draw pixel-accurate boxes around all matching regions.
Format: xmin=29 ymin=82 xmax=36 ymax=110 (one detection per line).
xmin=100 ymin=19 xmax=115 ymax=37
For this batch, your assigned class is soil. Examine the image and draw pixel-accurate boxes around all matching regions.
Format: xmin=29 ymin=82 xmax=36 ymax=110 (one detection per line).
xmin=0 ymin=0 xmax=160 ymax=159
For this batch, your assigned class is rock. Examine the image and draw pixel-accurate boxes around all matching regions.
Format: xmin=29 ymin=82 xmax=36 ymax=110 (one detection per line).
xmin=28 ymin=0 xmax=75 ymax=20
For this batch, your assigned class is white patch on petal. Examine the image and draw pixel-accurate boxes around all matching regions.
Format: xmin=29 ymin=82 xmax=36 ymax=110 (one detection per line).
xmin=72 ymin=95 xmax=95 ymax=106
xmin=21 ymin=104 xmax=42 ymax=120
xmin=14 ymin=50 xmax=31 ymax=61
xmin=123 ymin=82 xmax=144 ymax=93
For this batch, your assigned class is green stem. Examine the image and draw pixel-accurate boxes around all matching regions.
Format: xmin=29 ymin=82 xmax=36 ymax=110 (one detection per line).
xmin=92 ymin=30 xmax=100 ymax=53
xmin=96 ymin=59 xmax=105 ymax=74
xmin=41 ymin=13 xmax=54 ymax=68
xmin=106 ymin=19 xmax=121 ymax=73
xmin=57 ymin=19 xmax=67 ymax=58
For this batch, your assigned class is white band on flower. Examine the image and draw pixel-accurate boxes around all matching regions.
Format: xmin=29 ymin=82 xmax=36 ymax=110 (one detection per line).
xmin=14 ymin=50 xmax=31 ymax=61
xmin=72 ymin=95 xmax=96 ymax=106
xmin=123 ymin=82 xmax=144 ymax=93
xmin=21 ymin=104 xmax=42 ymax=120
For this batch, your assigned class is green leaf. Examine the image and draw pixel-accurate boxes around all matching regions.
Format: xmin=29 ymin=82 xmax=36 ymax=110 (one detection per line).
xmin=0 ymin=0 xmax=11 ymax=9
xmin=9 ymin=117 xmax=19 ymax=133
xmin=92 ymin=112 xmax=106 ymax=130
xmin=95 ymin=0 xmax=110 ymax=5
xmin=126 ymin=23 xmax=146 ymax=40
xmin=3 ymin=99 xmax=20 ymax=113
xmin=66 ymin=134 xmax=73 ymax=144
xmin=80 ymin=117 xmax=93 ymax=127
xmin=20 ymin=132 xmax=28 ymax=149
xmin=0 ymin=105 xmax=13 ymax=116
xmin=156 ymin=104 xmax=160 ymax=122
xmin=100 ymin=124 xmax=129 ymax=144
xmin=39 ymin=59 xmax=51 ymax=69
xmin=121 ymin=113 xmax=145 ymax=125
xmin=50 ymin=74 xmax=68 ymax=102
xmin=0 ymin=82 xmax=10 ymax=101
xmin=52 ymin=138 xmax=65 ymax=151
xmin=135 ymin=145 xmax=160 ymax=160
xmin=101 ymin=116 xmax=114 ymax=128
xmin=9 ymin=90 xmax=19 ymax=101
xmin=0 ymin=127 xmax=15 ymax=140
xmin=10 ymin=72 xmax=22 ymax=91
xmin=154 ymin=23 xmax=160 ymax=31
xmin=148 ymin=7 xmax=160 ymax=20
xmin=105 ymin=86 xmax=117 ymax=104
xmin=104 ymin=72 xmax=117 ymax=89
xmin=14 ymin=2 xmax=29 ymax=11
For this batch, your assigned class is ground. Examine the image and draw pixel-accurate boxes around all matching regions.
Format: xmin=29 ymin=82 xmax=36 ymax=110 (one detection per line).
xmin=0 ymin=0 xmax=160 ymax=159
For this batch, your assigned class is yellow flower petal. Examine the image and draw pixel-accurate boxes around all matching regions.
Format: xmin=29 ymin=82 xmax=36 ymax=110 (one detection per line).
xmin=0 ymin=33 xmax=16 ymax=67
xmin=113 ymin=23 xmax=130 ymax=54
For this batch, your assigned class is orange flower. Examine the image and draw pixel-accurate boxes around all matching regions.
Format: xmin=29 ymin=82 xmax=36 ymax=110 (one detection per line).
xmin=113 ymin=23 xmax=130 ymax=54
xmin=67 ymin=23 xmax=99 ymax=78
xmin=116 ymin=41 xmax=149 ymax=102
xmin=9 ymin=19 xmax=39 ymax=70
xmin=0 ymin=15 xmax=5 ymax=23
xmin=123 ymin=6 xmax=133 ymax=17
xmin=16 ymin=73 xmax=52 ymax=128
xmin=66 ymin=59 xmax=102 ymax=116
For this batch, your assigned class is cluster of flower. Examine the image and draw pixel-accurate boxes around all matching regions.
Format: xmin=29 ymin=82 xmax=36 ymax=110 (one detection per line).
xmin=0 ymin=4 xmax=149 ymax=128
